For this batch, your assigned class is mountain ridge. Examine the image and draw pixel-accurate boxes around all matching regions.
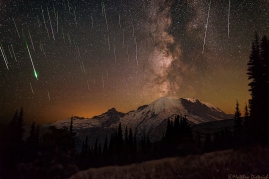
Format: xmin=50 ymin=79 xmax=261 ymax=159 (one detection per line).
xmin=46 ymin=97 xmax=232 ymax=146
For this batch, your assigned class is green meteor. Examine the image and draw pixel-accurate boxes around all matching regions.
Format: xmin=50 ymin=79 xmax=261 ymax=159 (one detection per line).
xmin=34 ymin=70 xmax=38 ymax=79
xmin=23 ymin=31 xmax=38 ymax=80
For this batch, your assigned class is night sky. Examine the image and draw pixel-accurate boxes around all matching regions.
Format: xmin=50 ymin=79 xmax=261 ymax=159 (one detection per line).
xmin=0 ymin=0 xmax=268 ymax=124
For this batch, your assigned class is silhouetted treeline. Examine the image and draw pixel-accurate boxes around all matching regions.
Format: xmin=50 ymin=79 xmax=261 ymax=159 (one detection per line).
xmin=78 ymin=122 xmax=137 ymax=169
xmin=77 ymin=114 xmax=238 ymax=169
xmin=244 ymin=33 xmax=269 ymax=145
xmin=0 ymin=111 xmax=78 ymax=179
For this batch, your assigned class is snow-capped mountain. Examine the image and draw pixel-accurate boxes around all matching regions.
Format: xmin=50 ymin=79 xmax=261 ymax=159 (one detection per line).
xmin=46 ymin=97 xmax=232 ymax=146
xmin=120 ymin=97 xmax=231 ymax=141
xmin=51 ymin=108 xmax=124 ymax=130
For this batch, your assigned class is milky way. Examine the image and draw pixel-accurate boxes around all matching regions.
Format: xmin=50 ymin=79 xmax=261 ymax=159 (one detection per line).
xmin=0 ymin=0 xmax=268 ymax=123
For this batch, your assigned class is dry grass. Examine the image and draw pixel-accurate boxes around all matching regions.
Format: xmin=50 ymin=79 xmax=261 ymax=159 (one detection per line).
xmin=70 ymin=145 xmax=269 ymax=179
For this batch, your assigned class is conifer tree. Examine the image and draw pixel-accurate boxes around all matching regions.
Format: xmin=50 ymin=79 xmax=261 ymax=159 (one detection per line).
xmin=260 ymin=36 xmax=269 ymax=122
xmin=247 ymin=34 xmax=269 ymax=142
xmin=146 ymin=135 xmax=151 ymax=150
xmin=88 ymin=146 xmax=93 ymax=157
xmin=128 ymin=128 xmax=133 ymax=148
xmin=124 ymin=126 xmax=128 ymax=144
xmin=109 ymin=133 xmax=114 ymax=153
xmin=26 ymin=122 xmax=40 ymax=161
xmin=133 ymin=133 xmax=137 ymax=153
xmin=103 ymin=135 xmax=108 ymax=154
xmin=117 ymin=123 xmax=123 ymax=146
xmin=140 ymin=134 xmax=146 ymax=153
xmin=247 ymin=34 xmax=263 ymax=120
xmin=9 ymin=110 xmax=18 ymax=142
xmin=6 ymin=108 xmax=25 ymax=166
xmin=35 ymin=125 xmax=40 ymax=152
xmin=244 ymin=103 xmax=249 ymax=124
xmin=25 ymin=122 xmax=37 ymax=161
xmin=94 ymin=138 xmax=98 ymax=156
xmin=165 ymin=119 xmax=171 ymax=140
xmin=98 ymin=142 xmax=102 ymax=155
xmin=204 ymin=134 xmax=213 ymax=152
xmin=234 ymin=100 xmax=242 ymax=130
xmin=69 ymin=115 xmax=76 ymax=150
xmin=17 ymin=108 xmax=25 ymax=143
xmin=29 ymin=122 xmax=36 ymax=139
xmin=85 ymin=136 xmax=88 ymax=154
xmin=81 ymin=141 xmax=85 ymax=155
xmin=174 ymin=115 xmax=180 ymax=132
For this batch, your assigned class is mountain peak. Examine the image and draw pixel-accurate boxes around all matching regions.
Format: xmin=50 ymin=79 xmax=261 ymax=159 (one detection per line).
xmin=107 ymin=107 xmax=117 ymax=113
xmin=182 ymin=98 xmax=200 ymax=103
xmin=92 ymin=107 xmax=125 ymax=119
xmin=148 ymin=96 xmax=181 ymax=113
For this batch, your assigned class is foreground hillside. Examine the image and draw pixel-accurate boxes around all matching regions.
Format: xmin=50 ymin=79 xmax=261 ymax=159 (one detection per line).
xmin=71 ymin=145 xmax=269 ymax=179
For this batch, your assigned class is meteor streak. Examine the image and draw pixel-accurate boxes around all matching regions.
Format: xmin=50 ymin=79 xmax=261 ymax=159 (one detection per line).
xmin=101 ymin=2 xmax=105 ymax=16
xmin=12 ymin=17 xmax=20 ymax=38
xmin=67 ymin=0 xmax=71 ymax=14
xmin=10 ymin=45 xmax=17 ymax=62
xmin=24 ymin=32 xmax=38 ymax=80
xmin=135 ymin=43 xmax=138 ymax=66
xmin=39 ymin=41 xmax=46 ymax=58
xmin=134 ymin=36 xmax=136 ymax=44
xmin=63 ymin=1 xmax=67 ymax=10
xmin=56 ymin=11 xmax=59 ymax=33
xmin=122 ymin=29 xmax=125 ymax=46
xmin=87 ymin=81 xmax=91 ymax=91
xmin=67 ymin=32 xmax=72 ymax=45
xmin=41 ymin=6 xmax=50 ymax=40
xmin=76 ymin=45 xmax=81 ymax=59
xmin=53 ymin=4 xmax=57 ymax=20
xmin=74 ymin=9 xmax=78 ymax=26
xmin=102 ymin=2 xmax=108 ymax=31
xmin=30 ymin=83 xmax=34 ymax=94
xmin=8 ymin=45 xmax=13 ymax=58
xmin=202 ymin=1 xmax=211 ymax=53
xmin=119 ymin=14 xmax=121 ymax=29
xmin=28 ymin=30 xmax=35 ymax=51
xmin=81 ymin=61 xmax=86 ymax=75
xmin=132 ymin=25 xmax=135 ymax=37
xmin=228 ymin=0 xmax=231 ymax=37
xmin=0 ymin=43 xmax=9 ymax=70
xmin=37 ymin=15 xmax=41 ymax=27
xmin=62 ymin=29 xmax=65 ymax=42
xmin=47 ymin=6 xmax=55 ymax=41
xmin=113 ymin=44 xmax=116 ymax=63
